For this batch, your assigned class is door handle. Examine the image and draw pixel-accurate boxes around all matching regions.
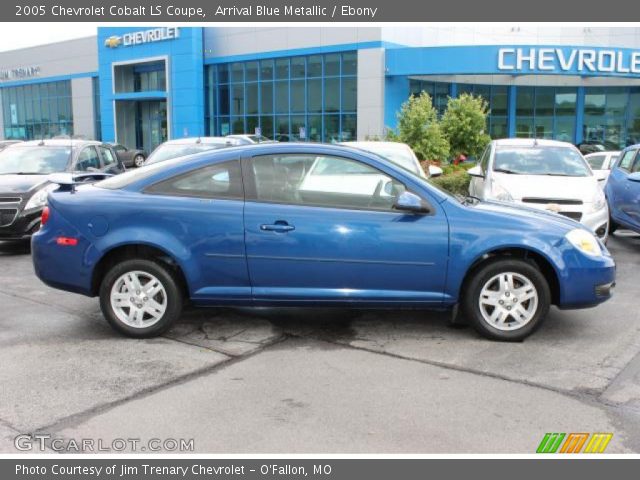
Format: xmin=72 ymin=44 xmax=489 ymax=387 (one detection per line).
xmin=260 ymin=221 xmax=295 ymax=233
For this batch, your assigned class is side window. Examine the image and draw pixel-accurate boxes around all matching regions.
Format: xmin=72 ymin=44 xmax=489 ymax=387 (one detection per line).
xmin=75 ymin=147 xmax=100 ymax=172
xmin=249 ymin=154 xmax=407 ymax=211
xmin=586 ymin=154 xmax=606 ymax=170
xmin=98 ymin=146 xmax=118 ymax=168
xmin=631 ymin=156 xmax=640 ymax=174
xmin=618 ymin=150 xmax=637 ymax=171
xmin=145 ymin=160 xmax=243 ymax=199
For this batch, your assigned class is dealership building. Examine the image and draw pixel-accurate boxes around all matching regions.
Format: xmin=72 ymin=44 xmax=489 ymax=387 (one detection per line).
xmin=2 ymin=26 xmax=640 ymax=153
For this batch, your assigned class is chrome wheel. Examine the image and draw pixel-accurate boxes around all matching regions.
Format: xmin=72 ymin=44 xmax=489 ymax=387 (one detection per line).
xmin=478 ymin=272 xmax=538 ymax=331
xmin=134 ymin=155 xmax=145 ymax=167
xmin=110 ymin=271 xmax=167 ymax=328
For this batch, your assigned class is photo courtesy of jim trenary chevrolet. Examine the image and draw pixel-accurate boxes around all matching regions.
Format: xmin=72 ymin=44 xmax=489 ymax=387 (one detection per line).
xmin=0 ymin=0 xmax=639 ymax=478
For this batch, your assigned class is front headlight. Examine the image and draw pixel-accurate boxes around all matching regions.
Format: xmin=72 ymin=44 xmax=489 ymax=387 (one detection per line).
xmin=566 ymin=229 xmax=602 ymax=257
xmin=588 ymin=188 xmax=606 ymax=213
xmin=490 ymin=179 xmax=514 ymax=202
xmin=24 ymin=184 xmax=57 ymax=210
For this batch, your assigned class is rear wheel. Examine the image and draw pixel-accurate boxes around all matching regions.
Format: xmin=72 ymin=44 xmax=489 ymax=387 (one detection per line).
xmin=462 ymin=258 xmax=550 ymax=341
xmin=133 ymin=154 xmax=145 ymax=168
xmin=99 ymin=259 xmax=183 ymax=338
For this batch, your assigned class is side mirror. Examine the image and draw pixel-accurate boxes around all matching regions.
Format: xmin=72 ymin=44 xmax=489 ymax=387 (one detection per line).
xmin=393 ymin=191 xmax=430 ymax=214
xmin=468 ymin=165 xmax=484 ymax=178
xmin=428 ymin=165 xmax=443 ymax=178
xmin=628 ymin=172 xmax=640 ymax=182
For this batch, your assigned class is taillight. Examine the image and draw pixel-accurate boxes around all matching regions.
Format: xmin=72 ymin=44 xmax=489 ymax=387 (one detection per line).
xmin=40 ymin=207 xmax=50 ymax=227
xmin=56 ymin=237 xmax=78 ymax=247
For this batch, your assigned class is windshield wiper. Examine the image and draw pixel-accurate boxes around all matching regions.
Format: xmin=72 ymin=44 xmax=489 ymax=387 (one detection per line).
xmin=542 ymin=173 xmax=574 ymax=177
xmin=493 ymin=168 xmax=521 ymax=174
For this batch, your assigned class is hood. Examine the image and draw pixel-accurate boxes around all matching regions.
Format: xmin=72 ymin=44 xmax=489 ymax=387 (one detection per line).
xmin=492 ymin=173 xmax=599 ymax=202
xmin=0 ymin=174 xmax=49 ymax=194
xmin=470 ymin=199 xmax=585 ymax=232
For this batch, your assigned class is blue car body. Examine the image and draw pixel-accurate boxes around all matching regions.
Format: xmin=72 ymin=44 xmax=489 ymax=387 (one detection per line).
xmin=605 ymin=144 xmax=640 ymax=234
xmin=32 ymin=143 xmax=614 ymax=316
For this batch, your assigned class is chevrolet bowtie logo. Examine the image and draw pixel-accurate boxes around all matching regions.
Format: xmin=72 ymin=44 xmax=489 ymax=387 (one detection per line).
xmin=104 ymin=36 xmax=122 ymax=48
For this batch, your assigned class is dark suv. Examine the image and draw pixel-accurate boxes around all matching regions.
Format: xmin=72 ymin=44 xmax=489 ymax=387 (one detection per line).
xmin=0 ymin=139 xmax=124 ymax=241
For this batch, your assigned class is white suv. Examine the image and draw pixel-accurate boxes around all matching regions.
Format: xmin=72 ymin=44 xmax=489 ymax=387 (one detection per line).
xmin=468 ymin=138 xmax=609 ymax=240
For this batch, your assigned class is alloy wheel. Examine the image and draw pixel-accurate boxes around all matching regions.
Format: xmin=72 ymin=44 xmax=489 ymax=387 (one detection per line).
xmin=478 ymin=272 xmax=538 ymax=331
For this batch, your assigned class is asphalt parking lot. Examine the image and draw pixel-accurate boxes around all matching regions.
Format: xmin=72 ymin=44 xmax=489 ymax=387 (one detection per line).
xmin=1 ymin=232 xmax=640 ymax=454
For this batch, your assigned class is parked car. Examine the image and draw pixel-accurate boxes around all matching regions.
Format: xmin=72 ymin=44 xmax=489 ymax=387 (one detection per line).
xmin=468 ymin=139 xmax=610 ymax=240
xmin=0 ymin=139 xmax=123 ymax=241
xmin=32 ymin=143 xmax=615 ymax=342
xmin=605 ymin=144 xmax=640 ymax=234
xmin=109 ymin=143 xmax=147 ymax=168
xmin=584 ymin=151 xmax=620 ymax=182
xmin=0 ymin=140 xmax=22 ymax=151
xmin=226 ymin=134 xmax=277 ymax=145
xmin=145 ymin=137 xmax=242 ymax=165
xmin=341 ymin=141 xmax=443 ymax=178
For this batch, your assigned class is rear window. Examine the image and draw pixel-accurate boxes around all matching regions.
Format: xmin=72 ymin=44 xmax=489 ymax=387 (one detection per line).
xmin=97 ymin=156 xmax=189 ymax=190
xmin=146 ymin=143 xmax=227 ymax=165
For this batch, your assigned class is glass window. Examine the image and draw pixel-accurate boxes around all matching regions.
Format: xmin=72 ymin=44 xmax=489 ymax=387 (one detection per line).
xmin=205 ymin=52 xmax=357 ymax=141
xmin=586 ymin=154 xmax=607 ymax=170
xmin=99 ymin=146 xmax=118 ymax=168
xmin=250 ymin=154 xmax=406 ymax=211
xmin=75 ymin=147 xmax=101 ymax=172
xmin=618 ymin=150 xmax=637 ymax=171
xmin=145 ymin=161 xmax=243 ymax=199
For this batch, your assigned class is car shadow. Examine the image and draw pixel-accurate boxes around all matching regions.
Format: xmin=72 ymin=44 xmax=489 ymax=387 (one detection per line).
xmin=0 ymin=240 xmax=31 ymax=256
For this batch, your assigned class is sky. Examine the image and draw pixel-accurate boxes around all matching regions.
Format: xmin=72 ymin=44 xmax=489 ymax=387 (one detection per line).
xmin=0 ymin=24 xmax=97 ymax=52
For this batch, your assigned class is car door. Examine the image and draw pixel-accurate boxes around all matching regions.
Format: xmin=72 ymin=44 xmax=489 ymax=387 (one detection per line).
xmin=142 ymin=158 xmax=250 ymax=301
xmin=242 ymin=151 xmax=449 ymax=305
xmin=97 ymin=145 xmax=125 ymax=174
xmin=607 ymin=148 xmax=638 ymax=225
xmin=623 ymin=155 xmax=640 ymax=229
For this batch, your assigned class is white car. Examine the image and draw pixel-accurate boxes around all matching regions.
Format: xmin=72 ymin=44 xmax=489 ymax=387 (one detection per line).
xmin=145 ymin=137 xmax=242 ymax=165
xmin=584 ymin=151 xmax=620 ymax=182
xmin=341 ymin=141 xmax=443 ymax=178
xmin=468 ymin=138 xmax=609 ymax=240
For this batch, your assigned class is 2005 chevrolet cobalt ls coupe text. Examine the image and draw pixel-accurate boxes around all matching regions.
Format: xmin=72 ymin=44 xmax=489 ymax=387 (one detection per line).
xmin=31 ymin=143 xmax=615 ymax=341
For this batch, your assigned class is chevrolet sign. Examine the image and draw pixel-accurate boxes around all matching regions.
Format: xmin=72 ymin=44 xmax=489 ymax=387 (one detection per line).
xmin=104 ymin=27 xmax=179 ymax=48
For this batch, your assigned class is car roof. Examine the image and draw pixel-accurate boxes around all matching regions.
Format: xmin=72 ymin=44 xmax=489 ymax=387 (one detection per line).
xmin=159 ymin=137 xmax=240 ymax=146
xmin=15 ymin=139 xmax=104 ymax=148
xmin=585 ymin=151 xmax=620 ymax=156
xmin=341 ymin=141 xmax=410 ymax=150
xmin=492 ymin=138 xmax=575 ymax=148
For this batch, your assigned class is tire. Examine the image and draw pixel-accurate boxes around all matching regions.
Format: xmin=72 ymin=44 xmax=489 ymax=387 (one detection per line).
xmin=462 ymin=258 xmax=551 ymax=341
xmin=99 ymin=259 xmax=183 ymax=338
xmin=133 ymin=154 xmax=146 ymax=168
xmin=609 ymin=217 xmax=618 ymax=234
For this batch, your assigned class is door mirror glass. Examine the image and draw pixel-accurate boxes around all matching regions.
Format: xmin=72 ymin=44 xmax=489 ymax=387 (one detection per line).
xmin=393 ymin=191 xmax=430 ymax=214
xmin=468 ymin=165 xmax=484 ymax=178
xmin=628 ymin=172 xmax=640 ymax=182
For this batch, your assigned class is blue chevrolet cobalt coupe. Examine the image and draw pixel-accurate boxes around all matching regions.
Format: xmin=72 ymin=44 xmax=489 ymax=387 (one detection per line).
xmin=31 ymin=143 xmax=616 ymax=341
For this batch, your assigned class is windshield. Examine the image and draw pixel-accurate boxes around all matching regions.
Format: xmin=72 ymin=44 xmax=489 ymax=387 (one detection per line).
xmin=0 ymin=146 xmax=71 ymax=174
xmin=362 ymin=146 xmax=420 ymax=175
xmin=492 ymin=146 xmax=591 ymax=177
xmin=146 ymin=143 xmax=226 ymax=165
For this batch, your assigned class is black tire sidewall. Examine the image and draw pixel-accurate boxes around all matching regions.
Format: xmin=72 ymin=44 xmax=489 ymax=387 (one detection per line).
xmin=463 ymin=258 xmax=551 ymax=341
xmin=99 ymin=259 xmax=183 ymax=338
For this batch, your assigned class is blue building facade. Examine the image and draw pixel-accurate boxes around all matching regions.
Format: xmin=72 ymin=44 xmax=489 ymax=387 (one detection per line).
xmin=3 ymin=27 xmax=640 ymax=151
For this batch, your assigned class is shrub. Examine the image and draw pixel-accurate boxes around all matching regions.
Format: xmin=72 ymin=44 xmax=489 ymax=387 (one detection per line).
xmin=387 ymin=92 xmax=450 ymax=162
xmin=441 ymin=93 xmax=491 ymax=159
xmin=430 ymin=171 xmax=471 ymax=197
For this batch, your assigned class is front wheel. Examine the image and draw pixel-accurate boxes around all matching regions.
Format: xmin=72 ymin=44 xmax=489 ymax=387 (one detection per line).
xmin=462 ymin=258 xmax=551 ymax=341
xmin=99 ymin=259 xmax=183 ymax=338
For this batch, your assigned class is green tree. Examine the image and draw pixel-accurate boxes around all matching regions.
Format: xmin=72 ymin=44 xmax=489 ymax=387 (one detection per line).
xmin=387 ymin=92 xmax=449 ymax=162
xmin=441 ymin=93 xmax=491 ymax=159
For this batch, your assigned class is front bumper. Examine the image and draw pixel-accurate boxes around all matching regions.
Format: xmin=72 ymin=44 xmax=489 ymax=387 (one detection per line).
xmin=513 ymin=201 xmax=609 ymax=239
xmin=556 ymin=244 xmax=616 ymax=309
xmin=0 ymin=208 xmax=42 ymax=241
